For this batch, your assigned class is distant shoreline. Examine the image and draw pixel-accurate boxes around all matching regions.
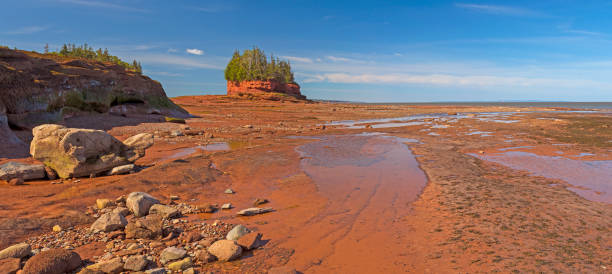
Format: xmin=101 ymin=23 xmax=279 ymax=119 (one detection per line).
xmin=314 ymin=100 xmax=612 ymax=110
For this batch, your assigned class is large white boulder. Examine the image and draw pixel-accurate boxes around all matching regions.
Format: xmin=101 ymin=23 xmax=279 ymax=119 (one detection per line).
xmin=29 ymin=124 xmax=148 ymax=178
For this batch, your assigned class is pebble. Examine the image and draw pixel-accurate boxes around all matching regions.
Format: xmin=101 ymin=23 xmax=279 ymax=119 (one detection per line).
xmin=221 ymin=203 xmax=232 ymax=209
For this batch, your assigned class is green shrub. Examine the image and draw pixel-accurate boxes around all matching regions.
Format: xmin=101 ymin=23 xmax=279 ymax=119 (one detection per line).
xmin=165 ymin=116 xmax=186 ymax=124
xmin=52 ymin=43 xmax=142 ymax=73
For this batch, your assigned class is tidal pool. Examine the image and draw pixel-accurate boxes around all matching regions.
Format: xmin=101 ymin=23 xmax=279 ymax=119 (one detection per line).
xmin=470 ymin=151 xmax=612 ymax=203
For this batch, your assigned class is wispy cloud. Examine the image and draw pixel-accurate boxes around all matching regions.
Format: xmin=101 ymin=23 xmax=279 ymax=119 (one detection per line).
xmin=564 ymin=29 xmax=604 ymax=36
xmin=304 ymin=73 xmax=605 ymax=89
xmin=190 ymin=6 xmax=227 ymax=13
xmin=280 ymin=56 xmax=313 ymax=63
xmin=326 ymin=55 xmax=358 ymax=62
xmin=57 ymin=0 xmax=150 ymax=13
xmin=148 ymin=71 xmax=184 ymax=77
xmin=4 ymin=26 xmax=48 ymax=35
xmin=455 ymin=3 xmax=542 ymax=17
xmin=186 ymin=48 xmax=204 ymax=55
xmin=167 ymin=48 xmax=178 ymax=53
xmin=137 ymin=54 xmax=221 ymax=69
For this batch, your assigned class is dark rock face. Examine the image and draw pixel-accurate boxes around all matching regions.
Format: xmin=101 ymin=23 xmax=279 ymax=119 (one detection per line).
xmin=227 ymin=80 xmax=305 ymax=100
xmin=0 ymin=48 xmax=188 ymax=131
xmin=0 ymin=102 xmax=28 ymax=157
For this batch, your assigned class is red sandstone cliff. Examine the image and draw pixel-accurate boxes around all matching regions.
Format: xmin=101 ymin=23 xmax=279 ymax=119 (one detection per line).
xmin=0 ymin=47 xmax=189 ymax=157
xmin=0 ymin=48 xmax=188 ymax=127
xmin=227 ymin=80 xmax=306 ymax=100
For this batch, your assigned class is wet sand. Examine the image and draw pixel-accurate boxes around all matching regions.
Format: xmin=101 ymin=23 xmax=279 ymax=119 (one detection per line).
xmin=1 ymin=96 xmax=610 ymax=273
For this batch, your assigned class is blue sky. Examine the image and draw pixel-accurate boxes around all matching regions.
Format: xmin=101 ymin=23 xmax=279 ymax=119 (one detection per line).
xmin=2 ymin=0 xmax=612 ymax=102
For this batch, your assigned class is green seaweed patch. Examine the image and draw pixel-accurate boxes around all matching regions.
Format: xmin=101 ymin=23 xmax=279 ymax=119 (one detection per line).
xmin=165 ymin=116 xmax=186 ymax=124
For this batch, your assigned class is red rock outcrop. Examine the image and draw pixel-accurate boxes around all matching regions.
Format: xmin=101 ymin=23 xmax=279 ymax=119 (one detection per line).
xmin=0 ymin=47 xmax=188 ymax=131
xmin=227 ymin=80 xmax=305 ymax=100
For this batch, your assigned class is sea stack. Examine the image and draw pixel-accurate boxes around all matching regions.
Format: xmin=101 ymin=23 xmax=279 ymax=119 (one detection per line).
xmin=224 ymin=47 xmax=306 ymax=100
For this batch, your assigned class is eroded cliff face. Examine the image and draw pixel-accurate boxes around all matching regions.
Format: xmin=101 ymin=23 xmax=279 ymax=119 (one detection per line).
xmin=227 ymin=80 xmax=306 ymax=100
xmin=0 ymin=48 xmax=188 ymax=131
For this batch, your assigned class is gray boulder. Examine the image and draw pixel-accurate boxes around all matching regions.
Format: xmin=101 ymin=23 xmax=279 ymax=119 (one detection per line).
xmin=226 ymin=225 xmax=250 ymax=241
xmin=0 ymin=162 xmax=45 ymax=181
xmin=30 ymin=125 xmax=145 ymax=178
xmin=0 ymin=243 xmax=31 ymax=260
xmin=160 ymin=247 xmax=186 ymax=264
xmin=125 ymin=214 xmax=163 ymax=239
xmin=236 ymin=207 xmax=274 ymax=216
xmin=123 ymin=255 xmax=149 ymax=271
xmin=149 ymin=204 xmax=179 ymax=219
xmin=108 ymin=164 xmax=135 ymax=175
xmin=126 ymin=192 xmax=160 ymax=217
xmin=122 ymin=133 xmax=154 ymax=160
xmin=90 ymin=212 xmax=127 ymax=232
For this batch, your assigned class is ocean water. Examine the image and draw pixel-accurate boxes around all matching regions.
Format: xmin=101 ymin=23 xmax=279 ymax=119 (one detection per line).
xmin=366 ymin=102 xmax=612 ymax=110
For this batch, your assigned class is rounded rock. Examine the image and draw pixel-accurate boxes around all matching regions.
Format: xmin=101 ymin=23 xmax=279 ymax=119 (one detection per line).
xmin=226 ymin=224 xmax=250 ymax=241
xmin=207 ymin=240 xmax=242 ymax=262
xmin=22 ymin=248 xmax=81 ymax=274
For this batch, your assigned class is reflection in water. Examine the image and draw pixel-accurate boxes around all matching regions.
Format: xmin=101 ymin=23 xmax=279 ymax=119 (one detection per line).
xmin=470 ymin=151 xmax=612 ymax=203
xmin=165 ymin=141 xmax=248 ymax=160
xmin=298 ymin=134 xmax=427 ymax=201
xmin=286 ymin=134 xmax=429 ymax=272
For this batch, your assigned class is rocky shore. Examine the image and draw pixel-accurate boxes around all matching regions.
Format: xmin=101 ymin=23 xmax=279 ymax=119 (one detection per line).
xmin=1 ymin=191 xmax=280 ymax=274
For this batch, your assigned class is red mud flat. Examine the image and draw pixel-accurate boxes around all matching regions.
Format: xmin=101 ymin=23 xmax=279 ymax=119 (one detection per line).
xmin=0 ymin=97 xmax=610 ymax=273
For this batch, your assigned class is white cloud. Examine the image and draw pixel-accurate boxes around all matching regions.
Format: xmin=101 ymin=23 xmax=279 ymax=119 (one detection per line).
xmin=186 ymin=48 xmax=204 ymax=55
xmin=167 ymin=48 xmax=178 ymax=53
xmin=455 ymin=3 xmax=542 ymax=17
xmin=4 ymin=26 xmax=48 ymax=35
xmin=280 ymin=56 xmax=313 ymax=63
xmin=57 ymin=0 xmax=150 ymax=13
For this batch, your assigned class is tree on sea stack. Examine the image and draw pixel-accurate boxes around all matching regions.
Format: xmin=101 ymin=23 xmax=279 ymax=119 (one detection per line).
xmin=224 ymin=47 xmax=305 ymax=100
xmin=224 ymin=47 xmax=295 ymax=84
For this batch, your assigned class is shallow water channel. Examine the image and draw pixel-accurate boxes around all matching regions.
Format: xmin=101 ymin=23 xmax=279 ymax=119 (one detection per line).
xmin=289 ymin=134 xmax=428 ymax=272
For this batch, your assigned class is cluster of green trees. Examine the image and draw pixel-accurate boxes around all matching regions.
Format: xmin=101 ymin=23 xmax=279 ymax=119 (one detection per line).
xmin=224 ymin=47 xmax=295 ymax=84
xmin=48 ymin=43 xmax=142 ymax=73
